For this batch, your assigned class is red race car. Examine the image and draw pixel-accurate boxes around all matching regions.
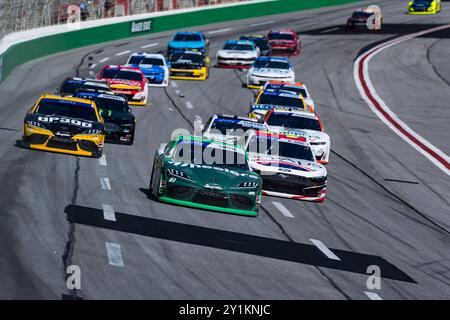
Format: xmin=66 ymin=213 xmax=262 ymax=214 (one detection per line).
xmin=97 ymin=65 xmax=149 ymax=106
xmin=267 ymin=29 xmax=301 ymax=56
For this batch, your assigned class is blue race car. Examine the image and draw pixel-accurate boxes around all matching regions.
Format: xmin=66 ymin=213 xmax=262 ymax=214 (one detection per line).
xmin=167 ymin=31 xmax=209 ymax=55
xmin=126 ymin=53 xmax=170 ymax=87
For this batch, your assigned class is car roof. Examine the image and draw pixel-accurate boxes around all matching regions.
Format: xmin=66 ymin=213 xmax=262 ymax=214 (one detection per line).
xmin=65 ymin=77 xmax=107 ymax=84
xmin=269 ymin=108 xmax=317 ymax=119
xmin=214 ymin=114 xmax=259 ymax=122
xmin=241 ymin=34 xmax=266 ymax=39
xmin=74 ymin=90 xmax=127 ymax=100
xmin=266 ymin=81 xmax=305 ymax=87
xmin=171 ymin=49 xmax=203 ymax=55
xmin=130 ymin=52 xmax=164 ymax=58
xmin=269 ymin=29 xmax=296 ymax=34
xmin=174 ymin=31 xmax=202 ymax=36
xmin=104 ymin=65 xmax=143 ymax=72
xmin=247 ymin=130 xmax=309 ymax=145
xmin=255 ymin=56 xmax=289 ymax=62
xmin=174 ymin=135 xmax=245 ymax=152
xmin=39 ymin=94 xmax=96 ymax=107
xmin=260 ymin=90 xmax=301 ymax=98
xmin=225 ymin=39 xmax=254 ymax=46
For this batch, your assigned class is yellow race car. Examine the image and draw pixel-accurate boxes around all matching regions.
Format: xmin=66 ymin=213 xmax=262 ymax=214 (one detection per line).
xmin=21 ymin=95 xmax=105 ymax=157
xmin=248 ymin=90 xmax=313 ymax=120
xmin=168 ymin=50 xmax=210 ymax=81
xmin=408 ymin=0 xmax=441 ymax=14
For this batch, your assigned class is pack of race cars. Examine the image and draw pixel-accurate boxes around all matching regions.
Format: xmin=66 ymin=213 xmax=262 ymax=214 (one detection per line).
xmin=19 ymin=27 xmax=330 ymax=217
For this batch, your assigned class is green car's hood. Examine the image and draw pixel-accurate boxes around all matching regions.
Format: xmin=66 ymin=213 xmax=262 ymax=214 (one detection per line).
xmin=165 ymin=160 xmax=260 ymax=190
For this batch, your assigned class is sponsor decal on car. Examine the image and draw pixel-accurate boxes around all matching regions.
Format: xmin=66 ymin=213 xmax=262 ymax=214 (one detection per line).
xmin=37 ymin=116 xmax=93 ymax=128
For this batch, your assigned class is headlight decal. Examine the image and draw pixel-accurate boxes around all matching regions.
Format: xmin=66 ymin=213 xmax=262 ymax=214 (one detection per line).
xmin=167 ymin=169 xmax=193 ymax=181
xmin=235 ymin=181 xmax=259 ymax=189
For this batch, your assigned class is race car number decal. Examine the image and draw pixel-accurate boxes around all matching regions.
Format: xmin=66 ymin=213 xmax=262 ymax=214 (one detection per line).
xmin=37 ymin=116 xmax=93 ymax=128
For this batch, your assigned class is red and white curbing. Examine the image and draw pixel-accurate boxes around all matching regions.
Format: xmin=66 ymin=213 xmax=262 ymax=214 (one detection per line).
xmin=354 ymin=24 xmax=450 ymax=176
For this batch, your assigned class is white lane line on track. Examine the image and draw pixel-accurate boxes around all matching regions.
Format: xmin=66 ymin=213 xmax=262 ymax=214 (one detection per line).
xmin=99 ymin=155 xmax=107 ymax=166
xmin=141 ymin=43 xmax=159 ymax=49
xmin=116 ymin=50 xmax=131 ymax=56
xmin=171 ymin=81 xmax=178 ymax=88
xmin=272 ymin=201 xmax=294 ymax=218
xmin=102 ymin=204 xmax=116 ymax=222
xmin=99 ymin=57 xmax=110 ymax=63
xmin=354 ymin=24 xmax=450 ymax=176
xmin=320 ymin=27 xmax=339 ymax=34
xmin=249 ymin=21 xmax=275 ymax=27
xmin=185 ymin=101 xmax=194 ymax=109
xmin=89 ymin=63 xmax=97 ymax=69
xmin=208 ymin=27 xmax=232 ymax=35
xmin=105 ymin=242 xmax=124 ymax=267
xmin=364 ymin=291 xmax=383 ymax=300
xmin=310 ymin=239 xmax=341 ymax=261
xmin=100 ymin=177 xmax=111 ymax=190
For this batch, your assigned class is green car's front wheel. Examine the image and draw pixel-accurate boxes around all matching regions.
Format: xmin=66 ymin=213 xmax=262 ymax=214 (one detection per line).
xmin=149 ymin=165 xmax=164 ymax=200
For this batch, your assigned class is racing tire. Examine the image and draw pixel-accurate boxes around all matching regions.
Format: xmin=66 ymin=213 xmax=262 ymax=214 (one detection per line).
xmin=92 ymin=148 xmax=103 ymax=158
xmin=148 ymin=164 xmax=156 ymax=199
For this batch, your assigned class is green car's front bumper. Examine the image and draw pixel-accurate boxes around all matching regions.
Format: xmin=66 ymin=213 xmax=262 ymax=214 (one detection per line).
xmin=159 ymin=196 xmax=259 ymax=217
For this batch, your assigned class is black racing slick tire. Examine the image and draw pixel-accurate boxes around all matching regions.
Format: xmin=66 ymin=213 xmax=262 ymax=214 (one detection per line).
xmin=149 ymin=164 xmax=155 ymax=199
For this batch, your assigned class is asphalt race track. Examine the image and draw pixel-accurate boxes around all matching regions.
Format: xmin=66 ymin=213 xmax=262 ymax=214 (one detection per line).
xmin=0 ymin=0 xmax=449 ymax=299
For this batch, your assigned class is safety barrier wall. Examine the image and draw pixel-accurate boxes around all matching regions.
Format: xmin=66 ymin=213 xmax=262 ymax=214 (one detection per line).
xmin=0 ymin=0 xmax=364 ymax=83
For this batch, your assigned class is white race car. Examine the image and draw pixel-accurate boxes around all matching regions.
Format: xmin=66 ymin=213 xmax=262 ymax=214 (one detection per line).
xmin=216 ymin=40 xmax=259 ymax=68
xmin=202 ymin=114 xmax=268 ymax=143
xmin=264 ymin=108 xmax=330 ymax=164
xmin=247 ymin=56 xmax=295 ymax=89
xmin=126 ymin=53 xmax=170 ymax=87
xmin=239 ymin=130 xmax=327 ymax=202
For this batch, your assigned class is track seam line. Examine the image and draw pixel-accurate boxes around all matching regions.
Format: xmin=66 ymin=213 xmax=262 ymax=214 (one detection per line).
xmin=62 ymin=157 xmax=81 ymax=300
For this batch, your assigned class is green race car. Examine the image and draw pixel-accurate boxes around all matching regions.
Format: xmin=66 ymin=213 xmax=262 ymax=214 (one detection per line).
xmin=149 ymin=135 xmax=262 ymax=216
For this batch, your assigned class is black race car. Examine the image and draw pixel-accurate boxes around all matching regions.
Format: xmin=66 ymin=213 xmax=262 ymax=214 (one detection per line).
xmin=74 ymin=89 xmax=136 ymax=144
xmin=346 ymin=7 xmax=382 ymax=31
xmin=58 ymin=77 xmax=111 ymax=96
xmin=239 ymin=35 xmax=271 ymax=56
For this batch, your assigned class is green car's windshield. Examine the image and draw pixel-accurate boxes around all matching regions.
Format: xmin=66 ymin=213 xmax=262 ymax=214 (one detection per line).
xmin=172 ymin=140 xmax=249 ymax=170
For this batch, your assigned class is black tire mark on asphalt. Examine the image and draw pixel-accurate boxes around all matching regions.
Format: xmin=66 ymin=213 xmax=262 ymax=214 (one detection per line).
xmin=331 ymin=149 xmax=450 ymax=236
xmin=426 ymin=38 xmax=450 ymax=87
